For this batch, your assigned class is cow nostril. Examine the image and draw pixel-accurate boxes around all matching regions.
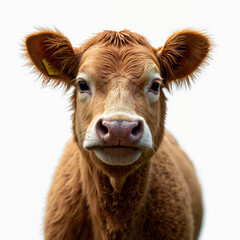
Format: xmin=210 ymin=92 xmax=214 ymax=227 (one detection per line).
xmin=96 ymin=119 xmax=108 ymax=137
xmin=131 ymin=126 xmax=138 ymax=135
xmin=101 ymin=125 xmax=108 ymax=134
xmin=131 ymin=121 xmax=143 ymax=137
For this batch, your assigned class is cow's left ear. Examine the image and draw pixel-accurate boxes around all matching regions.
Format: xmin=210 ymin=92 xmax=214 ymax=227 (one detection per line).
xmin=155 ymin=30 xmax=211 ymax=88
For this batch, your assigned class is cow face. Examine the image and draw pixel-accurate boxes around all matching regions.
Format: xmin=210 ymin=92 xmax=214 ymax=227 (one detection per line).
xmin=74 ymin=43 xmax=165 ymax=167
xmin=24 ymin=29 xmax=210 ymax=175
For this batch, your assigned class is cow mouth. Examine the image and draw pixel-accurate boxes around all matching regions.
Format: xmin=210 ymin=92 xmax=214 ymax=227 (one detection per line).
xmin=92 ymin=146 xmax=143 ymax=166
xmin=102 ymin=146 xmax=138 ymax=155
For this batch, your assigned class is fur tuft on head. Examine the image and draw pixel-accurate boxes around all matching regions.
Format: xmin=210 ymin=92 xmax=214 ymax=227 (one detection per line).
xmin=80 ymin=29 xmax=152 ymax=52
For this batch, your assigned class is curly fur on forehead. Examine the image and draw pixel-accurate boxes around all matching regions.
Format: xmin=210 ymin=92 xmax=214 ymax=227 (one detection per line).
xmin=80 ymin=30 xmax=153 ymax=52
xmin=79 ymin=44 xmax=159 ymax=81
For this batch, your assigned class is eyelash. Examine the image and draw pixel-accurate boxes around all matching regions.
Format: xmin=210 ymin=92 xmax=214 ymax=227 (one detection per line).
xmin=78 ymin=80 xmax=90 ymax=93
xmin=149 ymin=79 xmax=161 ymax=94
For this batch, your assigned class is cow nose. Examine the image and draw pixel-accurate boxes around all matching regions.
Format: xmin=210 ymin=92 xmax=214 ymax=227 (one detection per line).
xmin=96 ymin=119 xmax=143 ymax=146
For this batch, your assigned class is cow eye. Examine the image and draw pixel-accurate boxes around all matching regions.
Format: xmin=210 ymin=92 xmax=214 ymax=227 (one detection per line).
xmin=79 ymin=80 xmax=90 ymax=92
xmin=149 ymin=80 xmax=160 ymax=94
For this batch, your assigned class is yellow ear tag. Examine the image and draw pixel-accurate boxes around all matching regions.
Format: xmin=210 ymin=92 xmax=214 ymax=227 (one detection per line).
xmin=42 ymin=58 xmax=59 ymax=76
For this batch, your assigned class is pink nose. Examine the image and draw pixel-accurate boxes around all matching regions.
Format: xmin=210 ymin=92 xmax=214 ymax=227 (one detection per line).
xmin=96 ymin=119 xmax=143 ymax=146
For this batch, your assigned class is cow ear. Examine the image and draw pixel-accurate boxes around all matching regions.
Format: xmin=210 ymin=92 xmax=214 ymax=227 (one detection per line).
xmin=155 ymin=29 xmax=211 ymax=89
xmin=23 ymin=28 xmax=79 ymax=90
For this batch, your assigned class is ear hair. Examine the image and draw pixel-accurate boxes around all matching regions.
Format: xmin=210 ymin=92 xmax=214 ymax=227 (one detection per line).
xmin=156 ymin=29 xmax=212 ymax=90
xmin=23 ymin=27 xmax=79 ymax=91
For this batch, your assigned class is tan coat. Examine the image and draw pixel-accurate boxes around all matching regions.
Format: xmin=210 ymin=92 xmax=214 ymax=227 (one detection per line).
xmin=24 ymin=29 xmax=211 ymax=239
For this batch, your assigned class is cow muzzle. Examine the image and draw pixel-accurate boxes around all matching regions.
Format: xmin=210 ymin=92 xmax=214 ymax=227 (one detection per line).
xmin=83 ymin=113 xmax=153 ymax=166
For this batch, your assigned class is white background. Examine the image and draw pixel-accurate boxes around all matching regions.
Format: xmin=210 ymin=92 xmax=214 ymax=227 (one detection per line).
xmin=0 ymin=0 xmax=240 ymax=239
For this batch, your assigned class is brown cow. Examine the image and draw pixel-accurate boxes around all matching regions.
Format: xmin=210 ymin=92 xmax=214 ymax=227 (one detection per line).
xmin=24 ymin=28 xmax=211 ymax=240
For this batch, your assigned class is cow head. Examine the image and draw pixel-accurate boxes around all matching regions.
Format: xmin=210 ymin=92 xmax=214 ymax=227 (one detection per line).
xmin=24 ymin=28 xmax=210 ymax=177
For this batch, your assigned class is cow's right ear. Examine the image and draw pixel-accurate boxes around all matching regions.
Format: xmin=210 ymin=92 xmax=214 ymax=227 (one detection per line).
xmin=23 ymin=28 xmax=79 ymax=90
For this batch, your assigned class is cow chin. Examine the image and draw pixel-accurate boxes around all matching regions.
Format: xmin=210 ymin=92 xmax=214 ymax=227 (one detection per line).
xmin=93 ymin=147 xmax=143 ymax=166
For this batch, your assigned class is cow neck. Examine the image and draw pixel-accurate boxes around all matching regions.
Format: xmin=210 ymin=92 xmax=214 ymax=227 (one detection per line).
xmin=80 ymin=153 xmax=150 ymax=240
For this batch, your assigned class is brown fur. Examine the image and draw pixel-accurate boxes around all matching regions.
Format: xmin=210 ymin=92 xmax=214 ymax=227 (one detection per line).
xmin=23 ymin=29 xmax=211 ymax=240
